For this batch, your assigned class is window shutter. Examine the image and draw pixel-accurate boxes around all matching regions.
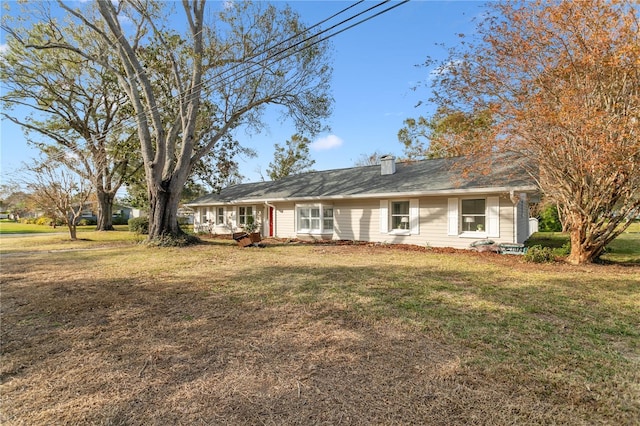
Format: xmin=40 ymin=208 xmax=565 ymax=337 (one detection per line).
xmin=447 ymin=198 xmax=458 ymax=236
xmin=379 ymin=200 xmax=388 ymax=233
xmin=487 ymin=196 xmax=500 ymax=238
xmin=229 ymin=209 xmax=236 ymax=228
xmin=410 ymin=199 xmax=419 ymax=234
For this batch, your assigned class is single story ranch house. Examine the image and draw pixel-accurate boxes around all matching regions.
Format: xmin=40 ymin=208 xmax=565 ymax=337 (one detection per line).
xmin=186 ymin=155 xmax=538 ymax=249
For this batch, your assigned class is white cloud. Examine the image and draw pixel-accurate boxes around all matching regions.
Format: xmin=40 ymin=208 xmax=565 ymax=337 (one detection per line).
xmin=0 ymin=44 xmax=9 ymax=55
xmin=311 ymin=134 xmax=343 ymax=151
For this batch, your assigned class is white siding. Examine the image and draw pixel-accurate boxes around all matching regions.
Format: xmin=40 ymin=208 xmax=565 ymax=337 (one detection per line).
xmin=436 ymin=195 xmax=515 ymax=248
xmin=274 ymin=202 xmax=296 ymax=238
xmin=335 ymin=199 xmax=378 ymax=241
xmin=195 ymin=193 xmax=519 ymax=249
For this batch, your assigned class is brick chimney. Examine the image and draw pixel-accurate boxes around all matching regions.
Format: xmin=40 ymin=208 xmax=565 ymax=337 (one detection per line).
xmin=380 ymin=155 xmax=396 ymax=175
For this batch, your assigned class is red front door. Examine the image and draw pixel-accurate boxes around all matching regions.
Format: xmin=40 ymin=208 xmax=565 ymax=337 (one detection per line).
xmin=269 ymin=207 xmax=274 ymax=237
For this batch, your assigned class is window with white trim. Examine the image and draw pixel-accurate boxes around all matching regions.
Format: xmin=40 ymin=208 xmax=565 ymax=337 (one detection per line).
xmin=217 ymin=207 xmax=225 ymax=225
xmin=461 ymin=199 xmax=486 ymax=232
xmin=323 ymin=207 xmax=334 ymax=230
xmin=448 ymin=196 xmax=500 ymax=238
xmin=380 ymin=199 xmax=419 ymax=235
xmin=238 ymin=206 xmax=254 ymax=225
xmin=296 ymin=204 xmax=333 ymax=234
xmin=391 ymin=201 xmax=410 ymax=230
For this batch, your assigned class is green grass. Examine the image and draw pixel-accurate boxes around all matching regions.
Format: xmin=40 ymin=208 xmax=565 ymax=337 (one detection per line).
xmin=604 ymin=233 xmax=640 ymax=263
xmin=0 ymin=220 xmax=130 ymax=235
xmin=0 ymin=227 xmax=139 ymax=254
xmin=526 ymin=232 xmax=569 ymax=249
xmin=625 ymin=221 xmax=640 ymax=233
xmin=526 ymin=228 xmax=640 ymax=264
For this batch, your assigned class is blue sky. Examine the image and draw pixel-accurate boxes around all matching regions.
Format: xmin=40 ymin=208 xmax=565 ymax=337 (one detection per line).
xmin=0 ymin=1 xmax=486 ymax=186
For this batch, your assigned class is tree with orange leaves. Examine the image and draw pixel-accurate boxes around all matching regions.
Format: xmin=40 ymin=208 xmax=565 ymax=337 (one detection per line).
xmin=408 ymin=0 xmax=639 ymax=264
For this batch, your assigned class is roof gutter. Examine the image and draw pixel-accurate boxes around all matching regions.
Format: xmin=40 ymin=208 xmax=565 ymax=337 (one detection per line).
xmin=184 ymin=185 xmax=539 ymax=207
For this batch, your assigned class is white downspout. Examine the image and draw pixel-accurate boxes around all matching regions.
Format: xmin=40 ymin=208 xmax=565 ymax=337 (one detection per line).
xmin=510 ymin=191 xmax=519 ymax=244
xmin=514 ymin=203 xmax=518 ymax=244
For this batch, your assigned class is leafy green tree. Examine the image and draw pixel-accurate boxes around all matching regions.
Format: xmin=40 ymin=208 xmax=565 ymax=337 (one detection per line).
xmin=266 ymin=134 xmax=315 ymax=180
xmin=398 ymin=107 xmax=493 ymax=159
xmin=0 ymin=184 xmax=29 ymax=219
xmin=0 ymin=14 xmax=141 ymax=231
xmin=538 ymin=204 xmax=563 ymax=233
xmin=12 ymin=0 xmax=333 ymax=244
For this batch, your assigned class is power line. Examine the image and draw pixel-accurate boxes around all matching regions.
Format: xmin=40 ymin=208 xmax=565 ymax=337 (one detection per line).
xmin=27 ymin=0 xmax=411 ymax=164
xmin=124 ymin=0 xmax=401 ymax=136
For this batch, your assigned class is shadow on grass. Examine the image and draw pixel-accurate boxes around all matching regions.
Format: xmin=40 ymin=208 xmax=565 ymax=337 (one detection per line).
xmin=1 ymin=248 xmax=638 ymax=425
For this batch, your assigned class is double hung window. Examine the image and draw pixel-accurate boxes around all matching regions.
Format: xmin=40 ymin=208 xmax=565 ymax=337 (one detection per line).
xmin=323 ymin=208 xmax=334 ymax=230
xmin=461 ymin=199 xmax=486 ymax=232
xmin=380 ymin=199 xmax=419 ymax=235
xmin=238 ymin=206 xmax=254 ymax=226
xmin=448 ymin=196 xmax=499 ymax=237
xmin=297 ymin=204 xmax=333 ymax=234
xmin=391 ymin=201 xmax=410 ymax=230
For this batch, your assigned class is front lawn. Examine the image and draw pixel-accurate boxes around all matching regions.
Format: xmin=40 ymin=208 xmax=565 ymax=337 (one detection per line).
xmin=526 ymin=228 xmax=640 ymax=264
xmin=1 ymin=235 xmax=638 ymax=425
xmin=0 ymin=220 xmax=129 ymax=235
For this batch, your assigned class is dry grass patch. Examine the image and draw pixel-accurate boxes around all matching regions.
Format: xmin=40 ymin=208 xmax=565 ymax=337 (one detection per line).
xmin=1 ymin=239 xmax=639 ymax=425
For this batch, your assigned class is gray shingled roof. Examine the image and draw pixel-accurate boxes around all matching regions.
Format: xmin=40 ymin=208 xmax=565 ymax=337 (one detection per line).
xmin=186 ymin=155 xmax=537 ymax=205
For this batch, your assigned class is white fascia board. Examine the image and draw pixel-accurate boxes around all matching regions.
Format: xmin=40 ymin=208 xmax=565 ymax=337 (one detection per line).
xmin=185 ymin=185 xmax=538 ymax=206
xmin=267 ymin=186 xmax=538 ymax=202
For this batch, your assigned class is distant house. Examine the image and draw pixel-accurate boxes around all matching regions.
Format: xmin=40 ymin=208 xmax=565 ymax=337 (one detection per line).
xmin=77 ymin=203 xmax=139 ymax=224
xmin=186 ymin=155 xmax=538 ymax=249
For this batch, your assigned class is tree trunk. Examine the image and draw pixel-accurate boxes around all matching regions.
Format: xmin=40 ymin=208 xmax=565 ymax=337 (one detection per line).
xmin=67 ymin=223 xmax=77 ymax=240
xmin=557 ymin=205 xmax=570 ymax=233
xmin=566 ymin=224 xmax=605 ymax=265
xmin=95 ymin=190 xmax=115 ymax=231
xmin=147 ymin=179 xmax=184 ymax=240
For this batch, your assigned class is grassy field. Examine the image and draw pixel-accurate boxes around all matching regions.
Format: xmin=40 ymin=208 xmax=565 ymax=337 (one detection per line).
xmin=0 ymin=220 xmax=131 ymax=234
xmin=1 ymin=231 xmax=638 ymax=425
xmin=526 ymin=225 xmax=640 ymax=264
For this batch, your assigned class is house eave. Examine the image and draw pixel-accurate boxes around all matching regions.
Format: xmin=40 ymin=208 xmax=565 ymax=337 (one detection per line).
xmin=185 ymin=185 xmax=539 ymax=207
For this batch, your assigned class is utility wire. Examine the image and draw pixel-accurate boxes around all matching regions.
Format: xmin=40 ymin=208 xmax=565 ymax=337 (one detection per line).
xmin=124 ymin=0 xmax=397 ymax=132
xmin=35 ymin=0 xmax=410 ymax=163
xmin=34 ymin=0 xmax=372 ymax=163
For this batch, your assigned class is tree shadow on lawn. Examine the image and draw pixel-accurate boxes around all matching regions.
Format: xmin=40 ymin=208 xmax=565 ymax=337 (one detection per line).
xmin=1 ymin=254 xmax=638 ymax=425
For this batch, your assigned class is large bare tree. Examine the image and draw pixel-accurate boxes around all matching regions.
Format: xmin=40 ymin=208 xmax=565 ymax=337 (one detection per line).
xmin=24 ymin=158 xmax=94 ymax=240
xmin=415 ymin=0 xmax=639 ymax=264
xmin=15 ymin=0 xmax=332 ymax=243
